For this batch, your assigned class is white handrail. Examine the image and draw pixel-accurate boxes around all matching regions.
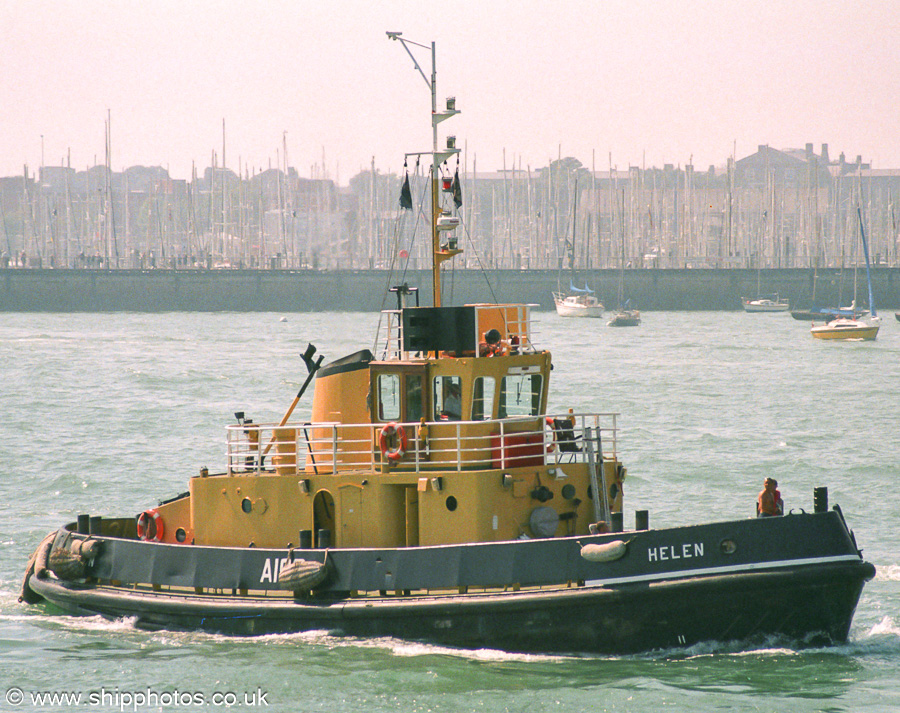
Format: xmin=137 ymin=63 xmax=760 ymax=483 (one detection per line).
xmin=225 ymin=412 xmax=617 ymax=476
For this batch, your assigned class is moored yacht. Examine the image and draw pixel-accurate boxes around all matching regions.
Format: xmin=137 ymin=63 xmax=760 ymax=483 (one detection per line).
xmin=811 ymin=314 xmax=880 ymax=340
xmin=810 ymin=209 xmax=880 ymax=341
xmin=553 ymin=287 xmax=604 ymax=318
xmin=742 ymin=294 xmax=790 ymax=312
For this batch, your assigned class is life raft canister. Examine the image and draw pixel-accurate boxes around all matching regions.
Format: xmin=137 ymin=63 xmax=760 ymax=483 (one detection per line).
xmin=379 ymin=422 xmax=408 ymax=462
xmin=136 ymin=508 xmax=165 ymax=542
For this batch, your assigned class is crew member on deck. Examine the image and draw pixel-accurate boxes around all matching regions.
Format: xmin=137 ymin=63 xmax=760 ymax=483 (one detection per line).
xmin=479 ymin=328 xmax=505 ymax=356
xmin=757 ymin=477 xmax=784 ymax=517
xmin=443 ymin=383 xmax=462 ymax=420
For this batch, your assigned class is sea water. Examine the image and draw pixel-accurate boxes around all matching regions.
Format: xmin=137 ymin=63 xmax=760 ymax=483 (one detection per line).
xmin=1 ymin=310 xmax=899 ymax=713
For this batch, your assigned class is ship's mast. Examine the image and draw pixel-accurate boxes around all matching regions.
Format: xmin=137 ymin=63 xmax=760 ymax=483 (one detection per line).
xmin=388 ymin=32 xmax=461 ymax=307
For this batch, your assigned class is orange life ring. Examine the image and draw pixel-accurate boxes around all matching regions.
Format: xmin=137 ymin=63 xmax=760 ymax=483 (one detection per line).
xmin=136 ymin=508 xmax=165 ymax=542
xmin=379 ymin=422 xmax=408 ymax=462
xmin=545 ymin=417 xmax=557 ymax=452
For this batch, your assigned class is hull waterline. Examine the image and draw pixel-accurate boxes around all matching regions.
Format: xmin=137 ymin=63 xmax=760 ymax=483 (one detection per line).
xmin=27 ymin=555 xmax=873 ymax=654
xmin=24 ymin=510 xmax=875 ymax=654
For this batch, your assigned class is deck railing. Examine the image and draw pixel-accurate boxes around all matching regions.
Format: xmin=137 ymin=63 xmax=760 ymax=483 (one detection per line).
xmin=225 ymin=412 xmax=617 ymax=476
xmin=378 ymin=303 xmax=540 ymax=361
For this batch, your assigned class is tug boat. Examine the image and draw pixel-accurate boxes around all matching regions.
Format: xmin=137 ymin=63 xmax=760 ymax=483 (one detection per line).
xmin=21 ymin=36 xmax=875 ymax=655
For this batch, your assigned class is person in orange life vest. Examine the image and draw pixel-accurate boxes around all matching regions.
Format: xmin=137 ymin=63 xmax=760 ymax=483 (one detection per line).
xmin=757 ymin=477 xmax=784 ymax=517
xmin=479 ymin=328 xmax=506 ymax=356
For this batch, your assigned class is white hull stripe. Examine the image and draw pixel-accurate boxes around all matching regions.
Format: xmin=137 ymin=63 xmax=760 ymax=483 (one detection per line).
xmin=584 ymin=554 xmax=863 ymax=588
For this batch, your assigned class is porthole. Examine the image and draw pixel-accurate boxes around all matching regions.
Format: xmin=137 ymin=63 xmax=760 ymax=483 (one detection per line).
xmin=720 ymin=539 xmax=737 ymax=555
xmin=241 ymin=497 xmax=252 ymax=513
xmin=445 ymin=496 xmax=458 ymax=512
xmin=175 ymin=528 xmax=187 ymax=543
xmin=561 ymin=484 xmax=577 ymax=500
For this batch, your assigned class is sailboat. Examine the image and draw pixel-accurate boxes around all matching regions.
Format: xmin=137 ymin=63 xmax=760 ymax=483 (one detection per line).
xmin=791 ymin=264 xmax=863 ymax=322
xmin=742 ymin=210 xmax=788 ymax=312
xmin=793 ymin=216 xmax=860 ymax=321
xmin=792 ymin=303 xmax=862 ymax=322
xmin=553 ymin=282 xmax=604 ymax=317
xmin=21 ymin=35 xmax=874 ymax=656
xmin=552 ymin=179 xmax=603 ymax=317
xmin=743 ymin=294 xmax=790 ymax=312
xmin=811 ymin=208 xmax=880 ymax=340
xmin=608 ymin=300 xmax=641 ymax=327
xmin=608 ymin=191 xmax=640 ymax=327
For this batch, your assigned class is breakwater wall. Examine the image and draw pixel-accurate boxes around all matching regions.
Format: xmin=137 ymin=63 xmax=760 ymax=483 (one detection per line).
xmin=2 ymin=267 xmax=899 ymax=312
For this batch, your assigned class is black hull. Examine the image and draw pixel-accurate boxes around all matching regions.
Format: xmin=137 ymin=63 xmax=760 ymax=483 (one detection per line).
xmin=24 ymin=510 xmax=875 ymax=655
xmin=28 ymin=560 xmax=872 ymax=654
xmin=792 ymin=308 xmax=860 ymax=322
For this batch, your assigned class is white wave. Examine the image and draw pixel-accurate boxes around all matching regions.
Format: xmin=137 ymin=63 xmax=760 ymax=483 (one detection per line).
xmin=132 ymin=627 xmax=334 ymax=649
xmin=875 ymin=564 xmax=900 ymax=581
xmin=677 ymin=635 xmax=799 ymax=660
xmin=384 ymin=639 xmax=566 ymax=663
xmin=53 ymin=614 xmax=140 ymax=633
xmin=866 ymin=616 xmax=900 ymax=638
xmin=126 ymin=627 xmax=571 ymax=661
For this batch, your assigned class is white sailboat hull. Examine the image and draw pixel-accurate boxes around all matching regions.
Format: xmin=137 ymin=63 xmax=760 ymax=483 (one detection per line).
xmin=553 ymin=292 xmax=604 ymax=318
xmin=742 ymin=297 xmax=790 ymax=312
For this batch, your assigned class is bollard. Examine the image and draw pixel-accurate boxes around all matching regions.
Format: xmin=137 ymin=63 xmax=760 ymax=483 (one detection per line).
xmin=317 ymin=528 xmax=331 ymax=549
xmin=299 ymin=530 xmax=313 ymax=549
xmin=77 ymin=514 xmax=90 ymax=534
xmin=635 ymin=510 xmax=649 ymax=531
xmin=610 ymin=512 xmax=624 ymax=533
xmin=814 ymin=486 xmax=828 ymax=513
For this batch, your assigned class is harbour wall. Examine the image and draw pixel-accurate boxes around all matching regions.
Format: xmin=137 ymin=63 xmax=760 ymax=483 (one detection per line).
xmin=2 ymin=267 xmax=899 ymax=312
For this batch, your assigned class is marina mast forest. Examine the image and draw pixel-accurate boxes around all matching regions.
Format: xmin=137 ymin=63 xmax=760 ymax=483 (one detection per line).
xmin=2 ymin=143 xmax=899 ymax=274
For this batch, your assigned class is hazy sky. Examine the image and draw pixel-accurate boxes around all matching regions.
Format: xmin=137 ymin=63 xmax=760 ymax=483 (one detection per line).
xmin=2 ymin=1 xmax=898 ymax=183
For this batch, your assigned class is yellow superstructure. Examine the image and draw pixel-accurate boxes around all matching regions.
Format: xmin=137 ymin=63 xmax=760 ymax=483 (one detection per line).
xmin=147 ymin=304 xmax=623 ymax=552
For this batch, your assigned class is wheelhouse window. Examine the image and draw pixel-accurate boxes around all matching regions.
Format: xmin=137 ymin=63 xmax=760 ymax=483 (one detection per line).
xmin=472 ymin=376 xmax=495 ymax=421
xmin=406 ymin=374 xmax=424 ymax=422
xmin=376 ymin=371 xmax=425 ymax=423
xmin=434 ymin=375 xmax=463 ymax=420
xmin=377 ymin=373 xmax=401 ymax=421
xmin=498 ymin=373 xmax=542 ymax=418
